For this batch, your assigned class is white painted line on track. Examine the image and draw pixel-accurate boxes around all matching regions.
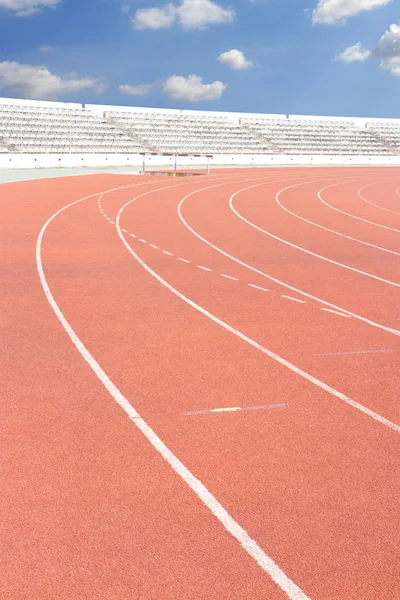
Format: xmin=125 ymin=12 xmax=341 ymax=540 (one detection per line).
xmin=177 ymin=180 xmax=400 ymax=338
xmin=177 ymin=257 xmax=191 ymax=263
xmin=129 ymin=233 xmax=136 ymax=238
xmin=197 ymin=265 xmax=212 ymax=271
xmin=221 ymin=273 xmax=238 ymax=281
xmin=275 ymin=178 xmax=400 ymax=257
xmin=358 ymin=181 xmax=400 ymax=217
xmin=139 ymin=238 xmax=147 ymax=243
xmin=118 ymin=192 xmax=400 ymax=438
xmin=37 ymin=180 xmax=312 ymax=600
xmin=248 ymin=284 xmax=269 ymax=292
xmin=163 ymin=250 xmax=174 ymax=256
xmin=232 ymin=179 xmax=400 ymax=288
xmin=185 ymin=403 xmax=288 ymax=416
xmin=321 ymin=308 xmax=351 ymax=318
xmin=318 ymin=182 xmax=400 ymax=233
xmin=314 ymin=349 xmax=393 ymax=356
xmin=122 ymin=228 xmax=128 ymax=233
xmin=150 ymin=244 xmax=159 ymax=249
xmin=282 ymin=295 xmax=306 ymax=304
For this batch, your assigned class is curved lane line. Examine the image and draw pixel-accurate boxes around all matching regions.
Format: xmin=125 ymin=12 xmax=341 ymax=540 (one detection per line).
xmin=36 ymin=178 xmax=312 ymax=600
xmin=177 ymin=180 xmax=400 ymax=338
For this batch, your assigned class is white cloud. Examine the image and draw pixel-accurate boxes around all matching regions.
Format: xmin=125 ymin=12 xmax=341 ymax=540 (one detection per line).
xmin=39 ymin=44 xmax=52 ymax=53
xmin=0 ymin=0 xmax=61 ymax=17
xmin=373 ymin=23 xmax=400 ymax=76
xmin=133 ymin=3 xmax=176 ymax=29
xmin=0 ymin=61 xmax=106 ymax=100
xmin=163 ymin=74 xmax=226 ymax=101
xmin=217 ymin=49 xmax=253 ymax=69
xmin=335 ymin=42 xmax=371 ymax=62
xmin=119 ymin=83 xmax=154 ymax=95
xmin=132 ymin=0 xmax=234 ymax=30
xmin=312 ymin=0 xmax=391 ymax=25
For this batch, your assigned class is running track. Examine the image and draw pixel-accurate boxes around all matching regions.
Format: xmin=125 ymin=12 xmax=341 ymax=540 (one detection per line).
xmin=2 ymin=167 xmax=400 ymax=599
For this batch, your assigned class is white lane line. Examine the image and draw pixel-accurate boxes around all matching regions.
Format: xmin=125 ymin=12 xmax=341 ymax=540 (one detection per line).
xmin=319 ymin=183 xmax=400 ymax=233
xmin=122 ymin=228 xmax=128 ymax=233
xmin=221 ymin=274 xmax=238 ymax=281
xmin=130 ymin=233 xmax=136 ymax=238
xmin=177 ymin=181 xmax=400 ymax=338
xmin=37 ymin=185 xmax=311 ymax=600
xmin=119 ymin=195 xmax=400 ymax=435
xmin=358 ymin=181 xmax=400 ymax=217
xmin=150 ymin=244 xmax=159 ymax=249
xmin=109 ymin=220 xmax=115 ymax=225
xmin=248 ymin=284 xmax=269 ymax=292
xmin=275 ymin=178 xmax=400 ymax=257
xmin=282 ymin=295 xmax=306 ymax=304
xmin=197 ymin=265 xmax=212 ymax=272
xmin=314 ymin=349 xmax=393 ymax=356
xmin=139 ymin=238 xmax=147 ymax=243
xmin=163 ymin=250 xmax=174 ymax=256
xmin=177 ymin=257 xmax=191 ymax=263
xmin=322 ymin=308 xmax=351 ymax=318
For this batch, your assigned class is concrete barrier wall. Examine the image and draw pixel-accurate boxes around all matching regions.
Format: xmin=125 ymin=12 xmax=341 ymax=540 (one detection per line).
xmin=2 ymin=153 xmax=400 ymax=170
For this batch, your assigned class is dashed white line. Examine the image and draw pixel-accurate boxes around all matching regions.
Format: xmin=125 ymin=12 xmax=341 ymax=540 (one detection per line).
xmin=282 ymin=295 xmax=306 ymax=304
xmin=248 ymin=284 xmax=270 ymax=292
xmin=322 ymin=308 xmax=351 ymax=318
xmin=197 ymin=265 xmax=212 ymax=272
xmin=129 ymin=233 xmax=136 ymax=238
xmin=220 ymin=274 xmax=238 ymax=281
xmin=150 ymin=244 xmax=159 ymax=249
xmin=122 ymin=228 xmax=128 ymax=233
xmin=177 ymin=257 xmax=191 ymax=263
xmin=139 ymin=238 xmax=147 ymax=243
xmin=163 ymin=250 xmax=174 ymax=256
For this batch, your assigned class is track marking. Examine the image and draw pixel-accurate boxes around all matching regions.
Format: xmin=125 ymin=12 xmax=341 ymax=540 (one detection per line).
xmin=314 ymin=349 xmax=393 ymax=356
xmin=275 ymin=178 xmax=400 ymax=257
xmin=221 ymin=273 xmax=238 ymax=281
xmin=321 ymin=308 xmax=351 ymax=318
xmin=118 ymin=190 xmax=400 ymax=438
xmin=185 ymin=403 xmax=288 ymax=416
xmin=177 ymin=257 xmax=190 ymax=263
xmin=318 ymin=182 xmax=400 ymax=233
xmin=150 ymin=244 xmax=159 ymax=249
xmin=358 ymin=181 xmax=400 ymax=217
xmin=37 ymin=183 xmax=311 ymax=600
xmin=282 ymin=295 xmax=306 ymax=304
xmin=122 ymin=228 xmax=128 ymax=233
xmin=248 ymin=284 xmax=269 ymax=292
xmin=139 ymin=238 xmax=147 ymax=243
xmin=163 ymin=250 xmax=174 ymax=256
xmin=129 ymin=233 xmax=136 ymax=238
xmin=177 ymin=180 xmax=400 ymax=338
xmin=197 ymin=265 xmax=212 ymax=272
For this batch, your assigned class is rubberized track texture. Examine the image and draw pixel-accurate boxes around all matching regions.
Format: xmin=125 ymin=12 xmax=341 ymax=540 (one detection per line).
xmin=1 ymin=167 xmax=400 ymax=600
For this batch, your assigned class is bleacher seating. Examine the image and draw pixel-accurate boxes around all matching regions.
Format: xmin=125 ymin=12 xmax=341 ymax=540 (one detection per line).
xmin=0 ymin=97 xmax=399 ymax=156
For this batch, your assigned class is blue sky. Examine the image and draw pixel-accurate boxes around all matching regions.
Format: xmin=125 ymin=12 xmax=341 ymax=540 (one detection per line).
xmin=0 ymin=0 xmax=399 ymax=117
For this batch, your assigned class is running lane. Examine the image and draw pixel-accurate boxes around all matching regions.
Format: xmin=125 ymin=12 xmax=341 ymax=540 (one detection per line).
xmin=3 ymin=174 xmax=296 ymax=600
xmin=28 ymin=172 xmax=400 ymax=599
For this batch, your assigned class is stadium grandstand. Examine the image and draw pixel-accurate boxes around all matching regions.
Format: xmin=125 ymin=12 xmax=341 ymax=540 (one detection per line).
xmin=1 ymin=96 xmax=400 ymax=169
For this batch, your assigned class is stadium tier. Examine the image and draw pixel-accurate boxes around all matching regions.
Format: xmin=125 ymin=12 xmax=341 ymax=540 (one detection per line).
xmin=0 ymin=96 xmax=399 ymax=157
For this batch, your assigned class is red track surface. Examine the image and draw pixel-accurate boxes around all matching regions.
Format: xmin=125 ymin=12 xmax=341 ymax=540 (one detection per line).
xmin=1 ymin=168 xmax=400 ymax=599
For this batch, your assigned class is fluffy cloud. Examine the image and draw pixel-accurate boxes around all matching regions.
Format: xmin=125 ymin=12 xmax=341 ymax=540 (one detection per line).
xmin=119 ymin=83 xmax=154 ymax=95
xmin=0 ymin=0 xmax=60 ymax=16
xmin=163 ymin=74 xmax=226 ymax=101
xmin=335 ymin=42 xmax=371 ymax=62
xmin=312 ymin=0 xmax=391 ymax=25
xmin=372 ymin=23 xmax=400 ymax=76
xmin=217 ymin=49 xmax=253 ymax=69
xmin=132 ymin=0 xmax=234 ymax=30
xmin=335 ymin=24 xmax=400 ymax=76
xmin=0 ymin=61 xmax=105 ymax=100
